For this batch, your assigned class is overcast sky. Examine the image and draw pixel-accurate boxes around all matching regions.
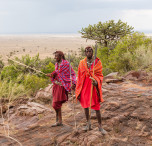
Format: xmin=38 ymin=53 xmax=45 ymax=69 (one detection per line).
xmin=0 ymin=0 xmax=152 ymax=34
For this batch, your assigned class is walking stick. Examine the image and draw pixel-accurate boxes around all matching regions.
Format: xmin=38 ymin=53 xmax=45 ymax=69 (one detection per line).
xmin=68 ymin=53 xmax=77 ymax=131
xmin=6 ymin=56 xmax=47 ymax=76
xmin=89 ymin=43 xmax=98 ymax=117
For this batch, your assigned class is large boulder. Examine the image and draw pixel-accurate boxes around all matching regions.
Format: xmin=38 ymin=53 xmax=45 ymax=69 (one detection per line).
xmin=124 ymin=70 xmax=148 ymax=81
xmin=35 ymin=84 xmax=53 ymax=103
xmin=17 ymin=102 xmax=52 ymax=116
xmin=103 ymin=72 xmax=124 ymax=83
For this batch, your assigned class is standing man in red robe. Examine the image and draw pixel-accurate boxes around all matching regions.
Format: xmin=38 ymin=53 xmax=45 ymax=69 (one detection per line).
xmin=75 ymin=47 xmax=107 ymax=135
xmin=47 ymin=51 xmax=76 ymax=127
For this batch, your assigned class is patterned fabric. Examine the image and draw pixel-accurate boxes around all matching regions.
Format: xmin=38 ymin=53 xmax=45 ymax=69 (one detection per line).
xmin=75 ymin=57 xmax=104 ymax=103
xmin=78 ymin=58 xmax=100 ymax=110
xmin=50 ymin=59 xmax=76 ymax=92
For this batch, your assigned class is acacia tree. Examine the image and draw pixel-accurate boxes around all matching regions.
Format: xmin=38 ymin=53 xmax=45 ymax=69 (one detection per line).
xmin=80 ymin=19 xmax=134 ymax=47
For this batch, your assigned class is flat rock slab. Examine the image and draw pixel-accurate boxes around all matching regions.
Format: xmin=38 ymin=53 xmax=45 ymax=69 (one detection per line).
xmin=0 ymin=81 xmax=152 ymax=145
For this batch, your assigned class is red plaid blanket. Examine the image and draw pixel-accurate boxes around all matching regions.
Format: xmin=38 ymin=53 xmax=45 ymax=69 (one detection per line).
xmin=51 ymin=59 xmax=76 ymax=92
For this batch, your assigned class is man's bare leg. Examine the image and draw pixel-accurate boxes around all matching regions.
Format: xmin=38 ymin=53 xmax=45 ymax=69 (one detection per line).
xmin=95 ymin=110 xmax=107 ymax=135
xmin=51 ymin=108 xmax=63 ymax=127
xmin=83 ymin=108 xmax=91 ymax=131
xmin=55 ymin=109 xmax=58 ymax=122
xmin=58 ymin=108 xmax=62 ymax=124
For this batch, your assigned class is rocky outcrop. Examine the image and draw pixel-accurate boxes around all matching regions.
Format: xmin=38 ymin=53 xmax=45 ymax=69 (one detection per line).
xmin=17 ymin=102 xmax=52 ymax=116
xmin=0 ymin=79 xmax=152 ymax=145
xmin=103 ymin=72 xmax=124 ymax=83
xmin=35 ymin=84 xmax=53 ymax=103
xmin=124 ymin=70 xmax=148 ymax=81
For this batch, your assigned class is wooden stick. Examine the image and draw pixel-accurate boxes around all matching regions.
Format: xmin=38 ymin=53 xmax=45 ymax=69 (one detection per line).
xmin=89 ymin=66 xmax=95 ymax=116
xmin=6 ymin=56 xmax=47 ymax=76
xmin=72 ymin=89 xmax=77 ymax=130
xmin=68 ymin=53 xmax=77 ymax=131
xmin=89 ymin=43 xmax=98 ymax=116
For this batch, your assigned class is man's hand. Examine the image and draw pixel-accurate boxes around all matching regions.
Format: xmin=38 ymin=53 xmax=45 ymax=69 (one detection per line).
xmin=77 ymin=95 xmax=80 ymax=100
xmin=90 ymin=77 xmax=98 ymax=86
xmin=55 ymin=81 xmax=62 ymax=86
xmin=46 ymin=73 xmax=52 ymax=77
xmin=46 ymin=72 xmax=57 ymax=78
xmin=71 ymin=84 xmax=76 ymax=90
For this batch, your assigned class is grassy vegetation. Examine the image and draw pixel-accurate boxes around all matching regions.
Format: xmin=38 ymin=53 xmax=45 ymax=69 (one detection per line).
xmin=0 ymin=32 xmax=152 ymax=101
xmin=0 ymin=49 xmax=84 ymax=100
xmin=0 ymin=54 xmax=54 ymax=101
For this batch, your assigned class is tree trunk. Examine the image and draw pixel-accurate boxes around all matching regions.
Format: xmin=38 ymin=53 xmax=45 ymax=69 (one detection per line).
xmin=104 ymin=41 xmax=108 ymax=47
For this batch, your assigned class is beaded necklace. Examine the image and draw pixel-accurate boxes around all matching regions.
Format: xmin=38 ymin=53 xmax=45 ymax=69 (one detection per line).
xmin=87 ymin=58 xmax=93 ymax=69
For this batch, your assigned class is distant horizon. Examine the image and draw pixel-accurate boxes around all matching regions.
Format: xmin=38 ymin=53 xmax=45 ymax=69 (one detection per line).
xmin=0 ymin=31 xmax=152 ymax=36
xmin=0 ymin=32 xmax=80 ymax=35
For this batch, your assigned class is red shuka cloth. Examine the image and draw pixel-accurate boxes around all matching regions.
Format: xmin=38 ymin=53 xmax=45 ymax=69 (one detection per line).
xmin=52 ymin=84 xmax=68 ymax=110
xmin=79 ymin=76 xmax=100 ymax=110
xmin=76 ymin=58 xmax=103 ymax=110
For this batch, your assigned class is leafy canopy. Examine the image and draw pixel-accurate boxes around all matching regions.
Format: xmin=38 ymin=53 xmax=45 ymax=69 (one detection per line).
xmin=80 ymin=19 xmax=134 ymax=47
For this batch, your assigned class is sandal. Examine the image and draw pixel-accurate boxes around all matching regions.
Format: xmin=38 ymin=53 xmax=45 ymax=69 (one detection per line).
xmin=82 ymin=122 xmax=92 ymax=131
xmin=99 ymin=127 xmax=107 ymax=135
xmin=51 ymin=122 xmax=63 ymax=127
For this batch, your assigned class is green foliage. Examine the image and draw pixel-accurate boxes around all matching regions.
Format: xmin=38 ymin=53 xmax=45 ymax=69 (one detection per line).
xmin=134 ymin=44 xmax=152 ymax=69
xmin=0 ymin=77 xmax=29 ymax=101
xmin=41 ymin=57 xmax=55 ymax=66
xmin=8 ymin=54 xmax=55 ymax=77
xmin=23 ymin=74 xmax=49 ymax=94
xmin=9 ymin=54 xmax=42 ymax=74
xmin=97 ymin=32 xmax=152 ymax=75
xmin=97 ymin=47 xmax=114 ymax=75
xmin=0 ymin=72 xmax=50 ymax=100
xmin=0 ymin=54 xmax=54 ymax=99
xmin=41 ymin=62 xmax=55 ymax=78
xmin=1 ymin=65 xmax=22 ymax=81
xmin=0 ymin=56 xmax=4 ymax=71
xmin=80 ymin=19 xmax=134 ymax=48
xmin=66 ymin=47 xmax=85 ymax=72
xmin=69 ymin=53 xmax=84 ymax=72
xmin=112 ymin=32 xmax=151 ymax=56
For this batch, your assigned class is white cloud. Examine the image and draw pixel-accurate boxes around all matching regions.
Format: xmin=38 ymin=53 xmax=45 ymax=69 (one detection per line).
xmin=92 ymin=0 xmax=140 ymax=1
xmin=0 ymin=0 xmax=152 ymax=33
xmin=121 ymin=9 xmax=152 ymax=31
xmin=0 ymin=11 xmax=9 ymax=16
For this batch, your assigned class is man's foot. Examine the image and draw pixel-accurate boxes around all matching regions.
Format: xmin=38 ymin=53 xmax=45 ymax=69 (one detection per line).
xmin=82 ymin=122 xmax=92 ymax=131
xmin=99 ymin=127 xmax=107 ymax=135
xmin=51 ymin=122 xmax=63 ymax=127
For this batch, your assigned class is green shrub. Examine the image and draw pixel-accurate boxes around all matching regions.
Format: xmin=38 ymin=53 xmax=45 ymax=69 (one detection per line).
xmin=9 ymin=54 xmax=55 ymax=78
xmin=70 ymin=55 xmax=83 ymax=72
xmin=23 ymin=74 xmax=49 ymax=94
xmin=9 ymin=54 xmax=43 ymax=74
xmin=0 ymin=56 xmax=4 ymax=71
xmin=0 ymin=78 xmax=29 ymax=101
xmin=41 ymin=57 xmax=55 ymax=65
xmin=134 ymin=44 xmax=152 ymax=69
xmin=109 ymin=33 xmax=152 ymax=73
xmin=97 ymin=32 xmax=152 ymax=75
xmin=65 ymin=48 xmax=85 ymax=73
xmin=41 ymin=62 xmax=55 ymax=78
xmin=1 ymin=65 xmax=22 ymax=81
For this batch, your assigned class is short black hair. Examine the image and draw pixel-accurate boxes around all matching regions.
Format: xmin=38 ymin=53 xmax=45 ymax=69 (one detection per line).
xmin=54 ymin=51 xmax=65 ymax=60
xmin=85 ymin=46 xmax=93 ymax=52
